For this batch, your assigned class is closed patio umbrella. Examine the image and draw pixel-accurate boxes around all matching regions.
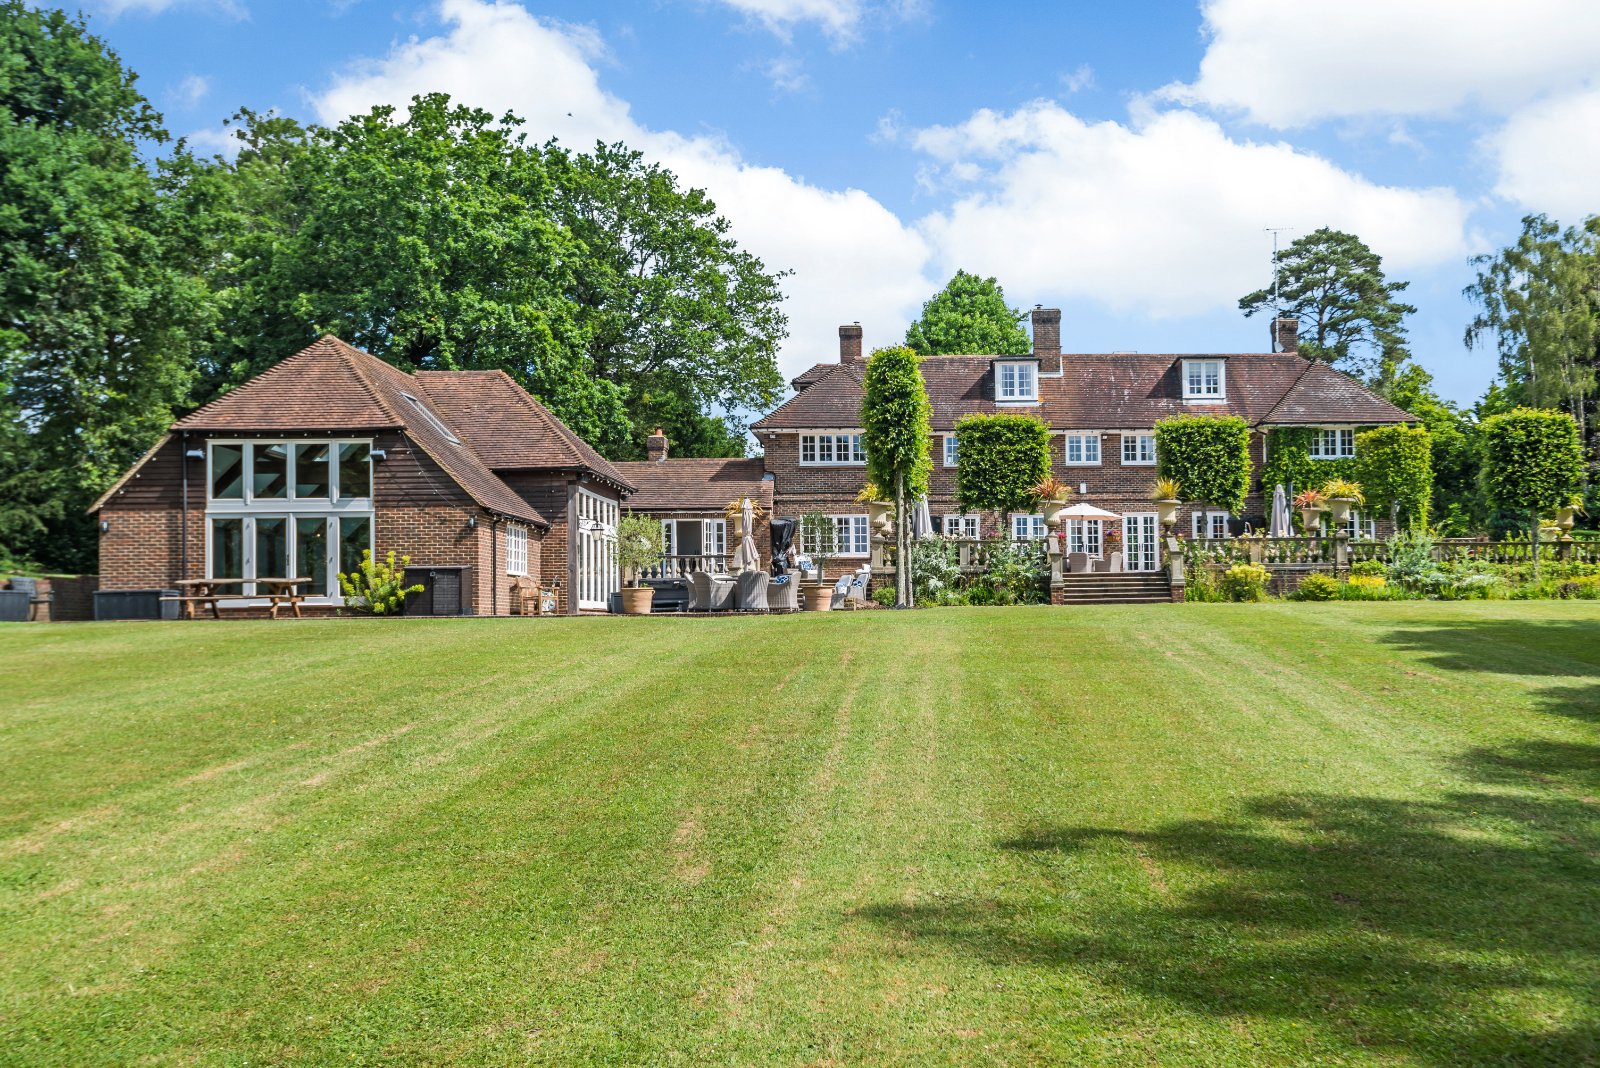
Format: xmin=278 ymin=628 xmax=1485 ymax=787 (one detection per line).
xmin=911 ymin=497 xmax=933 ymax=540
xmin=1270 ymin=483 xmax=1291 ymax=537
xmin=769 ymin=517 xmax=795 ymax=574
xmin=733 ymin=496 xmax=761 ymax=572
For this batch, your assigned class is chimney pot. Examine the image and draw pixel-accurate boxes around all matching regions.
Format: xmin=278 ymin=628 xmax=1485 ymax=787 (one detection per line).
xmin=1031 ymin=306 xmax=1062 ymax=374
xmin=1272 ymin=317 xmax=1299 ymax=353
xmin=646 ymin=427 xmax=668 ymax=463
xmin=839 ymin=323 xmax=863 ymax=364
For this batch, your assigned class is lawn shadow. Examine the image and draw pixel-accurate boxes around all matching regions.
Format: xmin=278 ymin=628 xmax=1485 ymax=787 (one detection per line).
xmin=1378 ymin=617 xmax=1600 ymax=721
xmin=857 ymin=742 xmax=1600 ymax=1064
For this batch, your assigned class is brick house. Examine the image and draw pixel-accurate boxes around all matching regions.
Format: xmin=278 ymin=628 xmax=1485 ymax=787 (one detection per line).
xmin=750 ymin=309 xmax=1413 ymax=574
xmin=92 ymin=336 xmax=635 ymax=616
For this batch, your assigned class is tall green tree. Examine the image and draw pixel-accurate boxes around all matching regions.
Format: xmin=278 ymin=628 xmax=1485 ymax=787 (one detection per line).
xmin=1464 ymin=214 xmax=1598 ymax=471
xmin=1239 ymin=227 xmax=1416 ymax=383
xmin=1479 ymin=407 xmax=1584 ymax=581
xmin=1154 ymin=415 xmax=1252 ymax=517
xmin=860 ymin=344 xmax=931 ymax=607
xmin=1355 ymin=424 xmax=1433 ymax=529
xmin=904 ymin=270 xmax=1030 ymax=356
xmin=545 ymin=142 xmax=786 ymax=459
xmin=0 ymin=3 xmax=210 ymax=571
xmin=1383 ymin=364 xmax=1484 ymax=534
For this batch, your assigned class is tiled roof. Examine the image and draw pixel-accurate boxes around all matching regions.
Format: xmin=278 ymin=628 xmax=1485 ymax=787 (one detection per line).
xmin=415 ymin=371 xmax=634 ymax=493
xmin=610 ymin=458 xmax=772 ymax=512
xmin=175 ymin=336 xmax=403 ymax=431
xmin=790 ymin=363 xmax=834 ymax=391
xmin=753 ymin=352 xmax=1413 ymax=431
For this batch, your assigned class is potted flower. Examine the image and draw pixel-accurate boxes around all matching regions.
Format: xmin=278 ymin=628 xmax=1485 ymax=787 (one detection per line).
xmin=1320 ymin=478 xmax=1364 ymax=527
xmin=799 ymin=511 xmax=838 ymax=611
xmin=855 ymin=481 xmax=894 ymax=537
xmin=1293 ymin=487 xmax=1327 ymax=533
xmin=1150 ymin=476 xmax=1181 ymax=531
xmin=615 ymin=512 xmax=666 ymax=615
xmin=1032 ymin=476 xmax=1073 ymax=530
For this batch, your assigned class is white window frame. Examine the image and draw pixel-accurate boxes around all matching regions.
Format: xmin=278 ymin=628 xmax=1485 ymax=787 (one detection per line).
xmin=1123 ymin=512 xmax=1159 ymax=571
xmin=1011 ymin=514 xmax=1047 ymax=541
xmin=797 ymin=432 xmax=865 ymax=467
xmin=1191 ymin=510 xmax=1231 ymax=539
xmin=1309 ymin=427 xmax=1357 ymax=459
xmin=802 ymin=514 xmax=868 ymax=557
xmin=1063 ymin=432 xmax=1101 ymax=465
xmin=943 ymin=435 xmax=958 ymax=467
xmin=1120 ymin=432 xmax=1156 ymax=466
xmin=204 ymin=439 xmax=374 ymax=605
xmin=1326 ymin=510 xmax=1378 ymax=540
xmin=660 ymin=518 xmax=726 ymax=559
xmin=1183 ymin=359 xmax=1226 ymax=401
xmin=1065 ymin=518 xmax=1103 ymax=558
xmin=996 ymin=360 xmax=1038 ymax=403
xmin=942 ymin=514 xmax=980 ymax=539
xmin=506 ymin=524 xmax=528 ymax=576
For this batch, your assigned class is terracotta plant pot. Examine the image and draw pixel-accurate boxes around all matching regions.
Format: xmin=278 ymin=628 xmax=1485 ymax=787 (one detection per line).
xmin=802 ymin=583 xmax=834 ymax=612
xmin=619 ymin=586 xmax=655 ymax=616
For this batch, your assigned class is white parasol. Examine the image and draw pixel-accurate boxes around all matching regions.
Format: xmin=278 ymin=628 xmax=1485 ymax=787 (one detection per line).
xmin=1057 ymin=502 xmax=1123 ymax=520
xmin=1270 ymin=483 xmax=1291 ymax=537
xmin=733 ymin=496 xmax=761 ymax=572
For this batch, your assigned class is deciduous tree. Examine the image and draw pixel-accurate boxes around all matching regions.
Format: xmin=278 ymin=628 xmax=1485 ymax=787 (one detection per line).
xmin=1479 ymin=407 xmax=1584 ymax=581
xmin=905 ymin=270 xmax=1030 ymax=356
xmin=860 ymin=344 xmax=931 ymax=607
xmin=953 ymin=414 xmax=1051 ymax=523
xmin=1154 ymin=415 xmax=1252 ymax=517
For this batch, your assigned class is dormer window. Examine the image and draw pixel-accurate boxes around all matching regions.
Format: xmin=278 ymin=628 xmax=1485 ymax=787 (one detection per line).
xmin=996 ymin=360 xmax=1037 ymax=402
xmin=1183 ymin=359 xmax=1225 ymax=401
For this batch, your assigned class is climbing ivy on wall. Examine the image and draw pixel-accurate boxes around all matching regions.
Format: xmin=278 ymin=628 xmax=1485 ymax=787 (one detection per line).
xmin=1260 ymin=427 xmax=1359 ymax=503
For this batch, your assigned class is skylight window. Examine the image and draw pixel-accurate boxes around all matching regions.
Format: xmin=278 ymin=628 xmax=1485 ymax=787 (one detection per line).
xmin=400 ymin=392 xmax=461 ymax=445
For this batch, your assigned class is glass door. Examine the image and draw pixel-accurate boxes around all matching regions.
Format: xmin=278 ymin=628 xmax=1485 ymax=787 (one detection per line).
xmin=1123 ymin=513 xmax=1158 ymax=572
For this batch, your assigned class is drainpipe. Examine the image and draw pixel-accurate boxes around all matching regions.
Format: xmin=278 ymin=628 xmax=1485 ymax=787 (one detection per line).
xmin=180 ymin=431 xmax=190 ymax=582
xmin=491 ymin=515 xmax=498 ymax=617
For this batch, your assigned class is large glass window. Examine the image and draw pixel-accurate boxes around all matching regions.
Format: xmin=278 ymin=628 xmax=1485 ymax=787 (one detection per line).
xmin=1011 ymin=514 xmax=1047 ymax=540
xmin=797 ymin=433 xmax=864 ymax=466
xmin=997 ymin=361 xmax=1037 ymax=401
xmin=255 ymin=517 xmax=289 ymax=581
xmin=294 ymin=443 xmax=330 ymax=498
xmin=252 ymin=443 xmax=288 ymax=499
xmin=296 ymin=517 xmax=329 ymax=595
xmin=339 ymin=443 xmax=371 ymax=499
xmin=340 ymin=516 xmax=372 ymax=580
xmin=1121 ymin=433 xmax=1156 ymax=465
xmin=1066 ymin=519 xmax=1103 ymax=556
xmin=211 ymin=517 xmax=243 ymax=583
xmin=211 ymin=444 xmax=244 ymax=500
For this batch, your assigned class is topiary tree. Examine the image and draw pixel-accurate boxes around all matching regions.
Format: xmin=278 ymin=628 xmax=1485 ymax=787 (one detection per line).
xmin=953 ymin=413 xmax=1052 ymax=526
xmin=1479 ymin=407 xmax=1584 ymax=581
xmin=1154 ymin=415 xmax=1252 ymax=519
xmin=860 ymin=345 xmax=932 ymax=608
xmin=615 ymin=512 xmax=666 ymax=587
xmin=1355 ymin=424 xmax=1433 ymax=530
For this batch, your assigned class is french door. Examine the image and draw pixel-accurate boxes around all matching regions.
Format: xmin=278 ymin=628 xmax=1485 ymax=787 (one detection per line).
xmin=1123 ymin=512 xmax=1159 ymax=572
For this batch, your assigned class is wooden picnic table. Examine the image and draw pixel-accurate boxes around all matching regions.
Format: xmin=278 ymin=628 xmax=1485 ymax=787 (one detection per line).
xmin=162 ymin=577 xmax=312 ymax=619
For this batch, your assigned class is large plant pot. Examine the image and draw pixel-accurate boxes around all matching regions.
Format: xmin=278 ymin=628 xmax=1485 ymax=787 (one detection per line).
xmin=1328 ymin=497 xmax=1356 ymax=525
xmin=1155 ymin=499 xmax=1179 ymax=530
xmin=1557 ymin=506 xmax=1577 ymax=533
xmin=619 ymin=586 xmax=655 ymax=616
xmin=1041 ymin=500 xmax=1068 ymax=530
xmin=1299 ymin=507 xmax=1324 ymax=533
xmin=866 ymin=500 xmax=894 ymax=538
xmin=802 ymin=583 xmax=834 ymax=612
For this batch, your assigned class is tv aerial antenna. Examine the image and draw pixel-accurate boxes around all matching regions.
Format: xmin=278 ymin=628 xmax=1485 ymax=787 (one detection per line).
xmin=1263 ymin=227 xmax=1295 ymax=318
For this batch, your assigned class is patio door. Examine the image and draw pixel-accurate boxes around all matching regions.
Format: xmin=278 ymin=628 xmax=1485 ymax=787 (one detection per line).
xmin=1123 ymin=513 xmax=1158 ymax=572
xmin=575 ymin=488 xmax=619 ymax=610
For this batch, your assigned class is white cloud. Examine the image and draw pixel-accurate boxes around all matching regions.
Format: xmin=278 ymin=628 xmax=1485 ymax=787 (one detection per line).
xmin=91 ymin=0 xmax=245 ymax=17
xmin=713 ymin=0 xmax=865 ymax=40
xmin=312 ymin=0 xmax=931 ymax=382
xmin=763 ymin=56 xmax=810 ymax=93
xmin=175 ymin=74 xmax=211 ymax=109
xmin=1165 ymin=0 xmax=1600 ymax=128
xmin=912 ymin=102 xmax=1474 ymax=318
xmin=1487 ymin=87 xmax=1600 ymax=221
xmin=1060 ymin=64 xmax=1094 ymax=94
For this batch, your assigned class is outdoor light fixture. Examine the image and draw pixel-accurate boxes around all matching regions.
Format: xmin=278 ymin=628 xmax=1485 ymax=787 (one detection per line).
xmin=184 ymin=449 xmax=204 ymax=460
xmin=370 ymin=448 xmax=387 ymax=461
xmin=100 ymin=520 xmax=110 ymax=533
xmin=468 ymin=515 xmax=477 ymax=529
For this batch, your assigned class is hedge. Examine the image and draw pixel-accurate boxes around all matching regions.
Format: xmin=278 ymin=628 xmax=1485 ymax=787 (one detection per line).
xmin=953 ymin=413 xmax=1052 ymax=517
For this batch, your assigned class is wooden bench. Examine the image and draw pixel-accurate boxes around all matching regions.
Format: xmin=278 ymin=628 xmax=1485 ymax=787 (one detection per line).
xmin=258 ymin=578 xmax=312 ymax=620
xmin=162 ymin=579 xmax=237 ymax=619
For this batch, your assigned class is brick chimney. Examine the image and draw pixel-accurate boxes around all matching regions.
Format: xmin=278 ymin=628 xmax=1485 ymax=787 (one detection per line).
xmin=646 ymin=427 xmax=668 ymax=463
xmin=839 ymin=323 xmax=863 ymax=364
xmin=1031 ymin=306 xmax=1062 ymax=373
xmin=1272 ymin=317 xmax=1299 ymax=353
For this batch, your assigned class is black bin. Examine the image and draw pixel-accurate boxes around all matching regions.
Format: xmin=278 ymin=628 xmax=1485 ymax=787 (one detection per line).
xmin=404 ymin=566 xmax=471 ymax=616
xmin=94 ymin=589 xmax=181 ymax=621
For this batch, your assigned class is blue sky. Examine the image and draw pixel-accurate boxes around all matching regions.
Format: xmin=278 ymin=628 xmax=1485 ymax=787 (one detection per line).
xmin=85 ymin=0 xmax=1600 ymax=404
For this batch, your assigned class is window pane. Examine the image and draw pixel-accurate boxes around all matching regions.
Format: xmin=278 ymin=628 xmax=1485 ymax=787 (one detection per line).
xmin=211 ymin=444 xmax=243 ymax=500
xmin=340 ymin=516 xmax=371 ymax=579
xmin=801 ymin=436 xmax=816 ymax=463
xmin=818 ymin=436 xmax=834 ymax=463
xmin=294 ymin=443 xmax=330 ymax=498
xmin=339 ymin=443 xmax=371 ymax=498
xmin=211 ymin=517 xmax=243 ymax=581
xmin=1019 ymin=364 xmax=1035 ymax=396
xmin=256 ymin=517 xmax=288 ymax=580
xmin=1085 ymin=435 xmax=1099 ymax=462
xmin=252 ymin=443 xmax=288 ymax=498
xmin=296 ymin=518 xmax=329 ymax=595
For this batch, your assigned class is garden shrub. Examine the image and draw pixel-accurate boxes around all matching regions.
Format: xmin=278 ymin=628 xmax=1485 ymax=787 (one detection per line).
xmin=1480 ymin=408 xmax=1584 ymax=579
xmin=1356 ymin=424 xmax=1433 ymax=529
xmin=953 ymin=414 xmax=1052 ymax=517
xmin=1154 ymin=414 xmax=1252 ymax=516
xmin=1219 ymin=563 xmax=1270 ymax=602
xmin=1556 ymin=575 xmax=1600 ymax=600
xmin=910 ymin=538 xmax=963 ymax=605
xmin=339 ymin=549 xmax=424 ymax=615
xmin=1383 ymin=528 xmax=1443 ymax=591
xmin=872 ymin=586 xmax=896 ymax=607
xmin=1184 ymin=566 xmax=1225 ymax=602
xmin=971 ymin=541 xmax=1048 ymax=605
xmin=1294 ymin=572 xmax=1341 ymax=601
xmin=1350 ymin=558 xmax=1386 ymax=577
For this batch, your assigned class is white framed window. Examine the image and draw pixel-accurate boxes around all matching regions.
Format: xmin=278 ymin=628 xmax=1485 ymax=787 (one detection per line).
xmin=1063 ymin=432 xmax=1101 ymax=465
xmin=1330 ymin=510 xmax=1378 ymax=540
xmin=204 ymin=439 xmax=374 ymax=603
xmin=942 ymin=514 xmax=980 ymax=539
xmin=802 ymin=515 xmax=868 ymax=557
xmin=1191 ymin=510 xmax=1231 ymax=539
xmin=996 ymin=361 xmax=1038 ymax=402
xmin=1065 ymin=519 xmax=1102 ymax=557
xmin=1121 ymin=432 xmax=1156 ymax=466
xmin=1310 ymin=427 xmax=1356 ymax=459
xmin=660 ymin=518 xmax=725 ymax=559
xmin=576 ymin=488 xmax=620 ymax=609
xmin=1183 ymin=359 xmax=1225 ymax=400
xmin=1011 ymin=514 xmax=1047 ymax=540
xmin=506 ymin=525 xmax=528 ymax=576
xmin=798 ymin=433 xmax=864 ymax=466
xmin=943 ymin=435 xmax=958 ymax=467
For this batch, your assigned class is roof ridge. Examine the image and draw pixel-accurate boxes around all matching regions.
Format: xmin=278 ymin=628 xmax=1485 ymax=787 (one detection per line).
xmin=329 ymin=337 xmax=410 ymax=428
xmin=754 ymin=362 xmax=859 ymax=428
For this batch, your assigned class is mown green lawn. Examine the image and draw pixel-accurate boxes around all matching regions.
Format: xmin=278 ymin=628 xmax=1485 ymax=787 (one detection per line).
xmin=2 ymin=603 xmax=1598 ymax=1066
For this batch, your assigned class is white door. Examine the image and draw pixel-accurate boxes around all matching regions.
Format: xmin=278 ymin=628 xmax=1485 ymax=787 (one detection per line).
xmin=1123 ymin=512 xmax=1158 ymax=572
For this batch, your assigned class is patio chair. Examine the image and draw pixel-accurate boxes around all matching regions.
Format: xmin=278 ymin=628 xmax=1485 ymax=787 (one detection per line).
xmin=1107 ymin=551 xmax=1124 ymax=573
xmin=735 ymin=569 xmax=768 ymax=612
xmin=1091 ymin=557 xmax=1109 ymax=573
xmin=767 ymin=575 xmax=798 ymax=612
xmin=687 ymin=571 xmax=712 ymax=612
xmin=1067 ymin=552 xmax=1089 ymax=574
xmin=707 ymin=574 xmax=736 ymax=612
xmin=846 ymin=568 xmax=872 ymax=609
xmin=828 ymin=574 xmax=853 ymax=610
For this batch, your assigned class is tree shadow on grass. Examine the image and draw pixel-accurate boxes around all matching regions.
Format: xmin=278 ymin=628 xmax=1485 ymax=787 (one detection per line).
xmin=858 ymin=743 xmax=1600 ymax=1065
xmin=1378 ymin=617 xmax=1600 ymax=722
